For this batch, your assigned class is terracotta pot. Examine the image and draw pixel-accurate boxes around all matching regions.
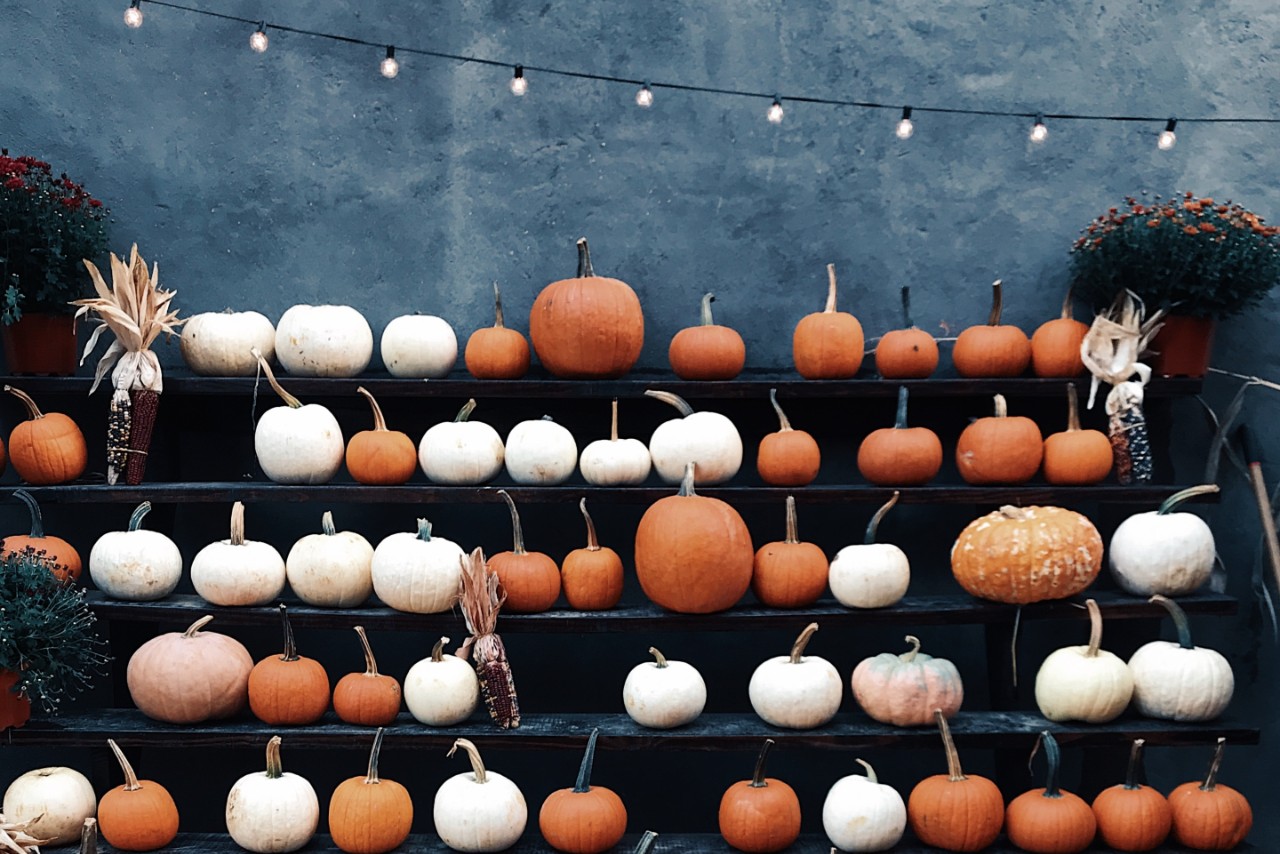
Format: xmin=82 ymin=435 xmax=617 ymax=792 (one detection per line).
xmin=1150 ymin=315 xmax=1216 ymax=378
xmin=0 ymin=669 xmax=31 ymax=730
xmin=2 ymin=313 xmax=78 ymax=375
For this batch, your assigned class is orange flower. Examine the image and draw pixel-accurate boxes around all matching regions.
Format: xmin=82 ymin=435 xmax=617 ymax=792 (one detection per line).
xmin=1183 ymin=226 xmax=1200 ymax=235
xmin=1185 ymin=191 xmax=1195 ymax=199
xmin=1216 ymin=205 xmax=1229 ymax=213
xmin=1200 ymin=197 xmax=1215 ymax=206
xmin=1148 ymin=219 xmax=1162 ymax=227
xmin=1163 ymin=208 xmax=1178 ymax=217
xmin=1200 ymin=222 xmax=1217 ymax=233
xmin=1133 ymin=205 xmax=1147 ymax=215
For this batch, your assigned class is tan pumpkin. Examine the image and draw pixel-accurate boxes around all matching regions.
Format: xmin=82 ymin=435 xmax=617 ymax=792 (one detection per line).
xmin=793 ymin=263 xmax=864 ymax=379
xmin=126 ymin=615 xmax=253 ymax=723
xmin=756 ymin=389 xmax=821 ymax=487
xmin=562 ymin=498 xmax=624 ymax=611
xmin=951 ymin=505 xmax=1103 ymax=604
xmin=951 ymin=279 xmax=1032 ymax=378
xmin=875 ymin=286 xmax=939 ymax=379
xmin=1043 ymin=384 xmax=1112 ymax=485
xmin=488 ymin=490 xmax=561 ymax=613
xmin=668 ymin=293 xmax=746 ymax=380
xmin=329 ymin=728 xmax=413 ymax=854
xmin=851 ymin=635 xmax=963 ymax=727
xmin=1031 ymin=288 xmax=1089 ymax=378
xmin=465 ymin=282 xmax=530 ymax=380
xmin=751 ymin=496 xmax=828 ymax=608
xmin=955 ymin=394 xmax=1044 ymax=485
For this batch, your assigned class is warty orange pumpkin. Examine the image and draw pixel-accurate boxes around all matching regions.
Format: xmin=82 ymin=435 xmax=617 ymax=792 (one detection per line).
xmin=751 ymin=496 xmax=827 ymax=608
xmin=2 ymin=488 xmax=81 ymax=583
xmin=1091 ymin=739 xmax=1172 ymax=852
xmin=1005 ymin=731 xmax=1097 ymax=854
xmin=98 ymin=738 xmax=180 ymax=851
xmin=561 ymin=498 xmax=624 ymax=611
xmin=718 ymin=739 xmax=801 ymax=853
xmin=1168 ymin=738 xmax=1252 ymax=851
xmin=329 ymin=728 xmax=413 ymax=854
xmin=955 ymin=393 xmax=1043 ymax=484
xmin=756 ymin=389 xmax=821 ymax=487
xmin=951 ymin=280 xmax=1032 ymax=378
xmin=248 ymin=604 xmax=331 ymax=725
xmin=1031 ymin=288 xmax=1090 ymax=377
xmin=539 ymin=729 xmax=627 ymax=854
xmin=1043 ymin=384 xmax=1112 ymax=485
xmin=951 ymin=505 xmax=1103 ymax=604
xmin=793 ymin=263 xmax=864 ymax=379
xmin=345 ymin=387 xmax=416 ymax=485
xmin=465 ymin=282 xmax=531 ymax=379
xmin=5 ymin=384 xmax=87 ymax=485
xmin=875 ymin=285 xmax=939 ymax=379
xmin=908 ymin=710 xmax=1004 ymax=852
xmin=333 ymin=626 xmax=402 ymax=727
xmin=668 ymin=293 xmax=746 ymax=380
xmin=857 ymin=386 xmax=943 ymax=486
xmin=489 ymin=490 xmax=561 ymax=613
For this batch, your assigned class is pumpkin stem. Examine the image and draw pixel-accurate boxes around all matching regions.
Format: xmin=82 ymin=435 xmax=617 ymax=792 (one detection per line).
xmin=357 ymin=386 xmax=389 ymax=432
xmin=1158 ymin=484 xmax=1220 ymax=515
xmin=648 ymin=647 xmax=669 ymax=668
xmin=498 ymin=490 xmax=527 ymax=555
xmin=987 ymin=279 xmax=1004 ymax=325
xmin=902 ymin=634 xmax=922 ymax=663
xmin=448 ymin=737 xmax=488 ymax=784
xmin=700 ymin=293 xmax=717 ymax=326
xmin=1084 ymin=598 xmax=1103 ymax=658
xmin=632 ymin=831 xmax=658 ymax=854
xmin=1124 ymin=739 xmax=1147 ymax=790
xmin=768 ymin=388 xmax=794 ymax=432
xmin=789 ymin=622 xmax=819 ymax=664
xmin=431 ymin=636 xmax=450 ymax=662
xmin=824 ymin=264 xmax=839 ymax=313
xmin=364 ymin=727 xmax=386 ymax=785
xmin=645 ymin=389 xmax=695 ymax=417
xmin=183 ymin=615 xmax=215 ymax=638
xmin=864 ymin=491 xmax=900 ymax=545
xmin=416 ymin=518 xmax=433 ymax=542
xmin=900 ymin=285 xmax=913 ymax=328
xmin=4 ymin=385 xmax=45 ymax=420
xmin=1065 ymin=384 xmax=1083 ymax=432
xmin=354 ymin=626 xmax=380 ymax=677
xmin=1059 ymin=285 xmax=1075 ymax=321
xmin=321 ymin=511 xmax=336 ymax=536
xmin=1031 ymin=731 xmax=1063 ymax=798
xmin=251 ymin=348 xmax=302 ymax=409
xmin=128 ymin=501 xmax=152 ymax=532
xmin=11 ymin=489 xmax=45 ymax=539
xmin=278 ymin=603 xmax=300 ymax=662
xmin=783 ymin=496 xmax=800 ymax=545
xmin=107 ymin=738 xmax=143 ymax=792
xmin=491 ymin=281 xmax=507 ymax=329
xmin=1201 ymin=737 xmax=1227 ymax=791
xmin=264 ymin=735 xmax=284 ymax=779
xmin=935 ymin=709 xmax=966 ymax=781
xmin=609 ymin=398 xmax=619 ymax=442
xmin=228 ymin=501 xmax=246 ymax=546
xmin=855 ymin=758 xmax=879 ymax=784
xmin=749 ymin=738 xmax=775 ymax=788
xmin=573 ymin=728 xmax=600 ymax=793
xmin=455 ymin=398 xmax=478 ymax=423
xmin=79 ymin=817 xmax=98 ymax=854
xmin=893 ymin=385 xmax=910 ymax=430
xmin=576 ymin=237 xmax=595 ymax=277
xmin=579 ymin=498 xmax=601 ymax=551
xmin=1149 ymin=594 xmax=1196 ymax=650
xmin=677 ymin=461 xmax=698 ymax=497
xmin=992 ymin=393 xmax=1009 ymax=418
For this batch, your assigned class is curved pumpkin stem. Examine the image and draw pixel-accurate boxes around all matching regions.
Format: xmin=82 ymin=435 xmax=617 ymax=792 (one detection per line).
xmin=632 ymin=831 xmax=658 ymax=854
xmin=783 ymin=496 xmax=800 ymax=545
xmin=789 ymin=622 xmax=819 ymax=664
xmin=579 ymin=498 xmax=601 ymax=551
xmin=893 ymin=386 xmax=910 ymax=430
xmin=648 ymin=647 xmax=669 ymax=668
xmin=4 ymin=385 xmax=45 ymax=420
xmin=573 ymin=728 xmax=601 ymax=793
xmin=364 ymin=727 xmax=386 ymax=785
xmin=901 ymin=634 xmax=922 ymax=663
xmin=576 ymin=237 xmax=595 ymax=278
xmin=1059 ymin=285 xmax=1075 ymax=321
xmin=497 ymin=490 xmax=527 ymax=555
xmin=900 ymin=286 xmax=913 ymax=329
xmin=454 ymin=399 xmax=478 ymax=423
xmin=353 ymin=626 xmax=380 ymax=677
xmin=700 ymin=293 xmax=717 ymax=327
xmin=128 ymin=501 xmax=153 ymax=533
xmin=1201 ymin=737 xmax=1227 ymax=792
xmin=278 ymin=603 xmax=300 ymax=662
xmin=645 ymin=389 xmax=695 ymax=417
xmin=1124 ymin=739 xmax=1147 ymax=791
xmin=228 ymin=501 xmax=246 ymax=546
xmin=265 ymin=735 xmax=284 ymax=779
xmin=677 ymin=462 xmax=698 ymax=497
xmin=935 ymin=709 xmax=966 ymax=781
xmin=749 ymin=738 xmax=775 ymax=788
xmin=608 ymin=398 xmax=619 ymax=442
xmin=416 ymin=518 xmax=434 ymax=542
xmin=992 ymin=393 xmax=1009 ymax=419
xmin=1065 ymin=384 xmax=1083 ymax=432
xmin=79 ymin=817 xmax=98 ymax=854
xmin=431 ymin=636 xmax=451 ymax=662
xmin=987 ymin=280 xmax=1004 ymax=325
xmin=448 ymin=737 xmax=489 ymax=784
xmin=183 ymin=615 xmax=215 ymax=638
xmin=357 ymin=387 xmax=389 ymax=432
xmin=1158 ymin=484 xmax=1220 ymax=515
xmin=11 ymin=489 xmax=45 ymax=539
xmin=107 ymin=738 xmax=143 ymax=792
xmin=855 ymin=758 xmax=879 ymax=784
xmin=1084 ymin=598 xmax=1103 ymax=658
xmin=1150 ymin=594 xmax=1196 ymax=650
xmin=251 ymin=348 xmax=301 ymax=409
xmin=864 ymin=491 xmax=900 ymax=545
xmin=1031 ymin=731 xmax=1063 ymax=798
xmin=824 ymin=264 xmax=839 ymax=313
xmin=768 ymin=388 xmax=794 ymax=432
xmin=491 ymin=282 xmax=507 ymax=329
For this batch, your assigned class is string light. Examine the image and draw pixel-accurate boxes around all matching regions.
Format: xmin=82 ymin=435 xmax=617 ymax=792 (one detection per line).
xmin=1158 ymin=118 xmax=1178 ymax=150
xmin=249 ymin=22 xmax=268 ymax=53
xmin=510 ymin=65 xmax=528 ymax=96
xmin=767 ymin=95 xmax=784 ymax=124
xmin=895 ymin=106 xmax=914 ymax=139
xmin=380 ymin=46 xmax=399 ymax=79
xmin=635 ymin=82 xmax=654 ymax=108
xmin=1030 ymin=112 xmax=1048 ymax=144
xmin=123 ymin=0 xmax=142 ymax=28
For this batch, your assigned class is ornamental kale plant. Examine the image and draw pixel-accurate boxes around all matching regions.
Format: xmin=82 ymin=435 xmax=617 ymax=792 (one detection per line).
xmin=0 ymin=150 xmax=109 ymax=324
xmin=1070 ymin=192 xmax=1280 ymax=320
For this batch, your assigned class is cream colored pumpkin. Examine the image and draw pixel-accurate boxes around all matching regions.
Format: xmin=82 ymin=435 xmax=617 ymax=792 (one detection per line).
xmin=380 ymin=314 xmax=458 ymax=378
xmin=646 ymin=390 xmax=742 ymax=485
xmin=580 ymin=398 xmax=652 ymax=486
xmin=504 ymin=416 xmax=578 ymax=485
xmin=1110 ymin=484 xmax=1218 ymax=597
xmin=191 ymin=502 xmax=287 ymax=606
xmin=823 ymin=759 xmax=907 ymax=853
xmin=252 ymin=349 xmax=344 ymax=484
xmin=275 ymin=304 xmax=373 ymax=378
xmin=419 ymin=399 xmax=505 ymax=485
xmin=1128 ymin=595 xmax=1233 ymax=722
xmin=225 ymin=737 xmax=318 ymax=854
xmin=748 ymin=623 xmax=843 ymax=729
xmin=371 ymin=519 xmax=465 ymax=614
xmin=285 ymin=511 xmax=374 ymax=608
xmin=89 ymin=501 xmax=183 ymax=601
xmin=1035 ymin=598 xmax=1133 ymax=723
xmin=3 ymin=767 xmax=98 ymax=846
xmin=127 ymin=616 xmax=254 ymax=723
xmin=434 ymin=739 xmax=527 ymax=853
xmin=850 ymin=635 xmax=963 ymax=727
xmin=829 ymin=493 xmax=909 ymax=609
xmin=404 ymin=636 xmax=480 ymax=726
xmin=622 ymin=646 xmax=707 ymax=729
xmin=180 ymin=309 xmax=276 ymax=376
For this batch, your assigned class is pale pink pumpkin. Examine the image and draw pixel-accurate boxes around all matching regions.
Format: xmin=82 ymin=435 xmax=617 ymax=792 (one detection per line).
xmin=851 ymin=635 xmax=963 ymax=727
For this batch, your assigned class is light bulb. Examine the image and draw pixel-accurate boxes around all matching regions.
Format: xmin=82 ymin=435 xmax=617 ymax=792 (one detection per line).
xmin=1158 ymin=118 xmax=1178 ymax=150
xmin=635 ymin=83 xmax=653 ymax=108
xmin=249 ymin=27 xmax=268 ymax=53
xmin=510 ymin=66 xmax=527 ymax=96
xmin=1029 ymin=115 xmax=1048 ymax=144
xmin=895 ymin=106 xmax=914 ymax=139
xmin=123 ymin=2 xmax=142 ymax=28
xmin=767 ymin=97 xmax=784 ymax=124
xmin=380 ymin=46 xmax=399 ymax=79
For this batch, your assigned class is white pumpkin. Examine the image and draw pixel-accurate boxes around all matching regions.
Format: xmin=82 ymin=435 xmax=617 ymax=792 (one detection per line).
xmin=380 ymin=314 xmax=458 ymax=378
xmin=180 ymin=310 xmax=276 ymax=376
xmin=251 ymin=349 xmax=344 ymax=484
xmin=580 ymin=398 xmax=652 ymax=486
xmin=404 ymin=636 xmax=480 ymax=726
xmin=1034 ymin=598 xmax=1134 ymax=723
xmin=2 ymin=766 xmax=97 ymax=846
xmin=823 ymin=759 xmax=907 ymax=853
xmin=285 ymin=511 xmax=374 ymax=608
xmin=419 ymin=399 xmax=505 ymax=486
xmin=829 ymin=492 xmax=909 ymax=609
xmin=274 ymin=304 xmax=373 ymax=378
xmin=191 ymin=502 xmax=287 ymax=607
xmin=1110 ymin=484 xmax=1219 ymax=597
xmin=1128 ymin=594 xmax=1234 ymax=722
xmin=225 ymin=737 xmax=318 ymax=854
xmin=434 ymin=739 xmax=527 ymax=853
xmin=504 ymin=416 xmax=578 ymax=485
xmin=371 ymin=518 xmax=465 ymax=614
xmin=748 ymin=622 xmax=843 ymax=729
xmin=622 ymin=646 xmax=707 ymax=729
xmin=89 ymin=501 xmax=183 ymax=601
xmin=645 ymin=390 xmax=742 ymax=485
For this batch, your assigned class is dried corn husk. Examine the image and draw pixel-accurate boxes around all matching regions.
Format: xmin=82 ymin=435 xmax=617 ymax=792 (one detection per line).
xmin=0 ymin=812 xmax=52 ymax=854
xmin=456 ymin=546 xmax=520 ymax=729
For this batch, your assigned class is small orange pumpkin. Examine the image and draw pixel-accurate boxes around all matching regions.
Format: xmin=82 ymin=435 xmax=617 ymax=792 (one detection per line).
xmin=751 ymin=496 xmax=828 ymax=608
xmin=1031 ymin=288 xmax=1090 ymax=377
xmin=1043 ymin=384 xmax=1112 ymax=485
xmin=248 ymin=604 xmax=331 ymax=725
xmin=955 ymin=393 xmax=1043 ymax=485
xmin=1005 ymin=731 xmax=1097 ymax=854
xmin=908 ymin=709 xmax=1004 ymax=852
xmin=792 ymin=263 xmax=864 ymax=379
xmin=333 ymin=626 xmax=402 ymax=727
xmin=5 ymin=384 xmax=87 ymax=485
xmin=858 ymin=386 xmax=944 ymax=486
xmin=1168 ymin=738 xmax=1252 ymax=851
xmin=562 ymin=499 xmax=624 ymax=611
xmin=98 ymin=738 xmax=180 ymax=851
xmin=718 ymin=739 xmax=801 ymax=853
xmin=952 ymin=280 xmax=1032 ymax=378
xmin=539 ymin=729 xmax=628 ymax=854
xmin=329 ymin=727 xmax=413 ymax=854
xmin=2 ymin=488 xmax=81 ymax=583
xmin=345 ymin=387 xmax=416 ymax=485
xmin=465 ymin=282 xmax=531 ymax=380
xmin=757 ymin=389 xmax=821 ymax=487
xmin=489 ymin=490 xmax=561 ymax=613
xmin=668 ymin=293 xmax=745 ymax=380
xmin=875 ymin=285 xmax=939 ymax=379
xmin=1091 ymin=739 xmax=1172 ymax=852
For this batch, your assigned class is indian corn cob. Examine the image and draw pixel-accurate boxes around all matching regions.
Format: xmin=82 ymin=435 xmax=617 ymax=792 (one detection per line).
xmin=457 ymin=546 xmax=521 ymax=729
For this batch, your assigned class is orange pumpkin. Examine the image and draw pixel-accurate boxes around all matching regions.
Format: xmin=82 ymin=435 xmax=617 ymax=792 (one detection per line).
xmin=1006 ymin=732 xmax=1097 ymax=854
xmin=98 ymin=738 xmax=180 ymax=851
xmin=952 ymin=280 xmax=1032 ymax=378
xmin=1091 ymin=739 xmax=1172 ymax=852
xmin=793 ymin=263 xmax=864 ymax=379
xmin=329 ymin=728 xmax=413 ymax=854
xmin=668 ymin=293 xmax=746 ymax=380
xmin=248 ymin=604 xmax=331 ymax=725
xmin=1168 ymin=738 xmax=1252 ymax=851
xmin=561 ymin=499 xmax=624 ymax=611
xmin=465 ymin=282 xmax=531 ymax=380
xmin=634 ymin=462 xmax=754 ymax=614
xmin=951 ymin=505 xmax=1103 ymax=604
xmin=857 ymin=386 xmax=943 ymax=486
xmin=5 ymin=384 xmax=87 ymax=485
xmin=908 ymin=710 xmax=1004 ymax=852
xmin=875 ymin=285 xmax=939 ymax=379
xmin=751 ymin=496 xmax=828 ymax=608
xmin=718 ymin=739 xmax=801 ymax=853
xmin=1043 ymin=384 xmax=1112 ymax=485
xmin=1031 ymin=288 xmax=1090 ymax=378
xmin=489 ymin=490 xmax=561 ymax=613
xmin=756 ymin=389 xmax=821 ymax=487
xmin=529 ymin=237 xmax=644 ymax=379
xmin=345 ymin=387 xmax=416 ymax=485
xmin=0 ymin=669 xmax=31 ymax=731
xmin=539 ymin=729 xmax=628 ymax=854
xmin=955 ymin=393 xmax=1043 ymax=485
xmin=2 ymin=488 xmax=81 ymax=582
xmin=333 ymin=626 xmax=402 ymax=727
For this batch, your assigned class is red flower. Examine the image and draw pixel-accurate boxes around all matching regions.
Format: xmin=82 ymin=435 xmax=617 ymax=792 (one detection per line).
xmin=3 ymin=176 xmax=24 ymax=190
xmin=1200 ymin=222 xmax=1217 ymax=233
xmin=89 ymin=198 xmax=103 ymax=208
xmin=1183 ymin=226 xmax=1200 ymax=235
xmin=1148 ymin=219 xmax=1161 ymax=228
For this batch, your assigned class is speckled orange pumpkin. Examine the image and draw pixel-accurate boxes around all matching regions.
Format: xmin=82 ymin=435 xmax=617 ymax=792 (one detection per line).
xmin=951 ymin=505 xmax=1103 ymax=604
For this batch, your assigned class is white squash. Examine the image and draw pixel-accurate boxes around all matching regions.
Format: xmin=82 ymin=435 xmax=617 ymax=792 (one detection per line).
xmin=371 ymin=518 xmax=465 ymax=614
xmin=285 ymin=511 xmax=374 ymax=608
xmin=748 ymin=622 xmax=843 ymax=729
xmin=823 ymin=758 xmax=907 ymax=853
xmin=252 ymin=349 xmax=344 ymax=484
xmin=645 ymin=390 xmax=742 ymax=485
xmin=191 ymin=502 xmax=287 ymax=606
xmin=580 ymin=398 xmax=652 ymax=486
xmin=419 ymin=399 xmax=505 ymax=486
xmin=1110 ymin=484 xmax=1219 ymax=597
xmin=225 ymin=736 xmax=318 ymax=854
xmin=380 ymin=314 xmax=458 ymax=378
xmin=180 ymin=310 xmax=276 ymax=376
xmin=2 ymin=766 xmax=97 ymax=846
xmin=88 ymin=501 xmax=182 ymax=601
xmin=622 ymin=646 xmax=707 ymax=729
xmin=433 ymin=738 xmax=527 ymax=853
xmin=504 ymin=416 xmax=578 ymax=485
xmin=274 ymin=304 xmax=373 ymax=378
xmin=1034 ymin=598 xmax=1134 ymax=723
xmin=1128 ymin=594 xmax=1233 ymax=722
xmin=404 ymin=636 xmax=480 ymax=726
xmin=829 ymin=492 xmax=909 ymax=609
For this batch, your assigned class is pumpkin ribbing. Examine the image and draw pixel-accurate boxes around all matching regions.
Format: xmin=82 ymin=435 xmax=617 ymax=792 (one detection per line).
xmin=718 ymin=739 xmax=801 ymax=853
xmin=329 ymin=728 xmax=413 ymax=854
xmin=908 ymin=709 xmax=1004 ymax=852
xmin=1091 ymin=739 xmax=1172 ymax=852
xmin=333 ymin=626 xmax=402 ymax=727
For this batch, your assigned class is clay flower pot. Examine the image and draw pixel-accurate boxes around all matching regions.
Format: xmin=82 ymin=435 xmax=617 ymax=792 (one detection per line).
xmin=1150 ymin=315 xmax=1215 ymax=378
xmin=2 ymin=314 xmax=78 ymax=375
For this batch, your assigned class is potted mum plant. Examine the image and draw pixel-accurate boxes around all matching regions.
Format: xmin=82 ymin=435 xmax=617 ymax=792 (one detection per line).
xmin=0 ymin=151 xmax=109 ymax=374
xmin=1070 ymin=193 xmax=1280 ymax=376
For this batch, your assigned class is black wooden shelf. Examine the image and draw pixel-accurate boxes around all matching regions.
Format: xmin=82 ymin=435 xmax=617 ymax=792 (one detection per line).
xmin=84 ymin=590 xmax=1237 ymax=633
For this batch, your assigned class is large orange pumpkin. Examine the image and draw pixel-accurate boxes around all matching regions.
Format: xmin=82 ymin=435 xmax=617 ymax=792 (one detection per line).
xmin=1005 ymin=732 xmax=1097 ymax=854
xmin=329 ymin=728 xmax=413 ymax=854
xmin=951 ymin=505 xmax=1103 ymax=604
xmin=1031 ymin=288 xmax=1090 ymax=377
xmin=955 ymin=394 xmax=1043 ymax=485
xmin=793 ymin=264 xmax=864 ymax=379
xmin=1091 ymin=739 xmax=1172 ymax=852
xmin=756 ymin=389 xmax=821 ymax=487
xmin=1168 ymin=738 xmax=1252 ymax=851
xmin=875 ymin=286 xmax=939 ymax=379
xmin=2 ymin=488 xmax=81 ymax=583
xmin=99 ymin=738 xmax=180 ymax=851
xmin=489 ymin=490 xmax=562 ymax=613
xmin=908 ymin=710 xmax=1004 ymax=852
xmin=561 ymin=499 xmax=624 ymax=611
xmin=465 ymin=282 xmax=531 ymax=379
xmin=332 ymin=626 xmax=402 ymax=727
xmin=634 ymin=462 xmax=754 ymax=613
xmin=5 ymin=384 xmax=87 ymax=485
xmin=539 ymin=729 xmax=628 ymax=854
xmin=529 ymin=237 xmax=644 ymax=379
xmin=248 ymin=604 xmax=331 ymax=725
xmin=951 ymin=280 xmax=1032 ymax=378
xmin=668 ymin=293 xmax=746 ymax=380
xmin=718 ymin=739 xmax=801 ymax=853
xmin=857 ymin=386 xmax=943 ymax=486
xmin=345 ymin=387 xmax=417 ymax=485
xmin=751 ymin=496 xmax=828 ymax=608
xmin=1043 ymin=384 xmax=1112 ymax=485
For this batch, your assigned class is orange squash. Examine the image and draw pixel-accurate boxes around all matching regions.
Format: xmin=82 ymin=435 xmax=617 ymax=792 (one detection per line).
xmin=1005 ymin=731 xmax=1097 ymax=854
xmin=539 ymin=729 xmax=628 ymax=854
xmin=951 ymin=505 xmax=1103 ymax=604
xmin=857 ymin=386 xmax=943 ymax=486
xmin=98 ymin=738 xmax=180 ymax=851
xmin=561 ymin=499 xmax=624 ymax=611
xmin=345 ymin=387 xmax=416 ymax=485
xmin=1091 ymin=739 xmax=1172 ymax=852
xmin=955 ymin=393 xmax=1043 ymax=485
xmin=751 ymin=496 xmax=827 ymax=608
xmin=875 ymin=286 xmax=939 ymax=379
xmin=718 ymin=739 xmax=801 ymax=853
xmin=333 ymin=626 xmax=402 ymax=727
xmin=668 ymin=293 xmax=745 ymax=380
xmin=1031 ymin=288 xmax=1090 ymax=378
xmin=489 ymin=490 xmax=561 ymax=613
xmin=248 ymin=604 xmax=331 ymax=725
xmin=5 ymin=384 xmax=87 ymax=485
xmin=1168 ymin=738 xmax=1252 ymax=851
xmin=756 ymin=389 xmax=821 ymax=487
xmin=529 ymin=237 xmax=644 ymax=379
xmin=908 ymin=710 xmax=1004 ymax=852
xmin=792 ymin=263 xmax=864 ymax=379
xmin=2 ymin=488 xmax=81 ymax=583
xmin=952 ymin=280 xmax=1032 ymax=378
xmin=1043 ymin=384 xmax=1112 ymax=485
xmin=465 ymin=282 xmax=531 ymax=380
xmin=329 ymin=727 xmax=413 ymax=854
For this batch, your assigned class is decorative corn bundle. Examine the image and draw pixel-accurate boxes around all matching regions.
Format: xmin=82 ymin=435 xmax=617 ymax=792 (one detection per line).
xmin=456 ymin=546 xmax=520 ymax=729
xmin=0 ymin=813 xmax=51 ymax=854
